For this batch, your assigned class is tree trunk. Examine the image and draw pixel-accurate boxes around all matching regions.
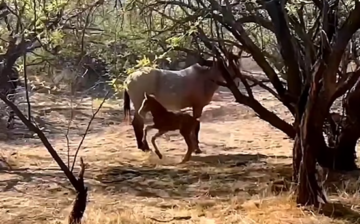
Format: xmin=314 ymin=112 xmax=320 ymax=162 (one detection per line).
xmin=292 ymin=135 xmax=302 ymax=182
xmin=297 ymin=108 xmax=327 ymax=206
xmin=297 ymin=141 xmax=324 ymax=206
xmin=331 ymin=128 xmax=358 ymax=170
xmin=320 ymin=123 xmax=358 ymax=171
xmin=68 ymin=189 xmax=88 ymax=224
xmin=296 ymin=81 xmax=327 ymax=206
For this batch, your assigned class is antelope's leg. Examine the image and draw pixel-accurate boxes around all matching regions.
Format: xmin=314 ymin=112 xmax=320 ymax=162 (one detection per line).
xmin=151 ymin=130 xmax=166 ymax=159
xmin=143 ymin=124 xmax=155 ymax=144
xmin=192 ymin=106 xmax=203 ymax=154
xmin=132 ymin=113 xmax=150 ymax=151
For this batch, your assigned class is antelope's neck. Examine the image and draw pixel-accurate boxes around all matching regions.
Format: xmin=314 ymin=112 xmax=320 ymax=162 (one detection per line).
xmin=149 ymin=104 xmax=168 ymax=118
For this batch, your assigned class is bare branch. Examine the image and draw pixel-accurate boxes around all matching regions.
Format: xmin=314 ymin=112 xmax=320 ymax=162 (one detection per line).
xmin=236 ymin=15 xmax=274 ymax=32
xmin=264 ymin=0 xmax=302 ymax=98
xmin=71 ymin=91 xmax=110 ymax=172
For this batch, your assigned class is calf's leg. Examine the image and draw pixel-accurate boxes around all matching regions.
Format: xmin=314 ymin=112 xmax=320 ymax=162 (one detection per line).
xmin=151 ymin=130 xmax=166 ymax=159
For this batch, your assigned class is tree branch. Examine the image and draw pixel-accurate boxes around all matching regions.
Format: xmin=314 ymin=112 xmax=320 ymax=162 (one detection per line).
xmin=264 ymin=0 xmax=302 ymax=98
xmin=236 ymin=15 xmax=274 ymax=32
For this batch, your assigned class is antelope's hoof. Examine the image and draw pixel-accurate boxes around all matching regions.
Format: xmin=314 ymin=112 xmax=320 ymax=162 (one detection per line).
xmin=194 ymin=148 xmax=203 ymax=154
xmin=140 ymin=142 xmax=151 ymax=152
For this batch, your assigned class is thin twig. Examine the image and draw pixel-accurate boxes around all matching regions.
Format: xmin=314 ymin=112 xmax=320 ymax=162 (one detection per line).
xmin=71 ymin=91 xmax=110 ymax=172
xmin=65 ymin=105 xmax=74 ymax=168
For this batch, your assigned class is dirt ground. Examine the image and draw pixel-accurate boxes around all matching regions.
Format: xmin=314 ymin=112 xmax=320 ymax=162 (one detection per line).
xmin=0 ymin=86 xmax=360 ymax=224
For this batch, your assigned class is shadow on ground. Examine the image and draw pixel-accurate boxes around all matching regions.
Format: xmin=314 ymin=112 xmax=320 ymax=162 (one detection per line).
xmin=1 ymin=153 xmax=292 ymax=199
xmin=2 ymin=152 xmax=360 ymax=222
xmin=93 ymin=153 xmax=294 ymax=199
xmin=320 ymin=202 xmax=360 ymax=224
xmin=0 ymin=168 xmax=75 ymax=196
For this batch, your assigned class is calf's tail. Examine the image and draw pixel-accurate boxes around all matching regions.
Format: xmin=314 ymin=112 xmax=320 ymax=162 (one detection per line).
xmin=123 ymin=90 xmax=131 ymax=122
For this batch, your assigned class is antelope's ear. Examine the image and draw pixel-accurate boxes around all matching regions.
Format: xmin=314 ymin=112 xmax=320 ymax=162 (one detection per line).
xmin=198 ymin=58 xmax=213 ymax=67
xmin=144 ymin=92 xmax=147 ymax=99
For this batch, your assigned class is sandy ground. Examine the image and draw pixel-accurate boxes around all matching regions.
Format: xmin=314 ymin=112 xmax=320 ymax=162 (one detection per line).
xmin=0 ymin=86 xmax=359 ymax=224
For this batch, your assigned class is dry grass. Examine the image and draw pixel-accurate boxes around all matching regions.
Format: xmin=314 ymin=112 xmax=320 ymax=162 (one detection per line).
xmin=1 ymin=89 xmax=360 ymax=224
